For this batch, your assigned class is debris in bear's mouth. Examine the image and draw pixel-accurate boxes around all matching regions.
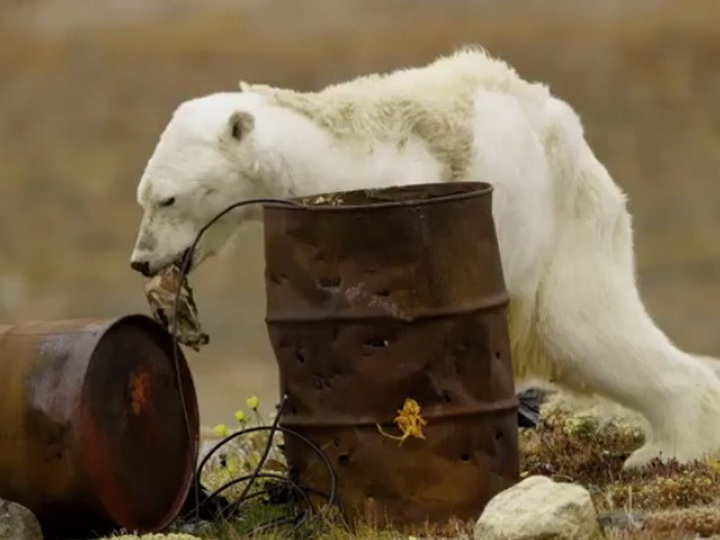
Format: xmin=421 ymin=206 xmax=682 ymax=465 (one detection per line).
xmin=144 ymin=263 xmax=210 ymax=351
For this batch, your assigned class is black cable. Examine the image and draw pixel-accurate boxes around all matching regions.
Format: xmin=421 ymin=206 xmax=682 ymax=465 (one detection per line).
xmin=166 ymin=196 xmax=339 ymax=534
xmin=210 ymin=471 xmax=312 ymax=519
xmin=178 ymin=423 xmax=338 ymax=533
xmin=235 ymin=394 xmax=287 ymax=505
xmin=168 ymin=197 xmax=301 ymax=521
xmin=197 ymin=424 xmax=338 ymax=506
xmin=190 ymin=424 xmax=339 ymax=518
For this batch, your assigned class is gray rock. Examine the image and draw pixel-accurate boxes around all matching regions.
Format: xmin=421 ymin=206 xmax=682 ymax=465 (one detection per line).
xmin=0 ymin=499 xmax=43 ymax=540
xmin=474 ymin=475 xmax=604 ymax=540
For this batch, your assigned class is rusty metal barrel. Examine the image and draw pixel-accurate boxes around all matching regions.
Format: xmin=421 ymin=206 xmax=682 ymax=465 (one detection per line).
xmin=262 ymin=181 xmax=519 ymax=528
xmin=0 ymin=314 xmax=199 ymax=539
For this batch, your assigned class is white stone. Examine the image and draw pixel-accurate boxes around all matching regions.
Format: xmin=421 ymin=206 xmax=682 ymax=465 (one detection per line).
xmin=474 ymin=476 xmax=603 ymax=540
xmin=0 ymin=499 xmax=43 ymax=540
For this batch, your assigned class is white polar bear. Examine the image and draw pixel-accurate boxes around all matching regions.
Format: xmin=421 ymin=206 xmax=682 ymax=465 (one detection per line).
xmin=129 ymin=47 xmax=720 ymax=470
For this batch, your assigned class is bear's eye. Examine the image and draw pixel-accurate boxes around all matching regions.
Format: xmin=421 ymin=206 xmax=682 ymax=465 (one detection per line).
xmin=158 ymin=197 xmax=176 ymax=208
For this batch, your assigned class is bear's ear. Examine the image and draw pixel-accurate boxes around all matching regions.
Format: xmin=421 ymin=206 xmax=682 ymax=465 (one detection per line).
xmin=229 ymin=111 xmax=255 ymax=141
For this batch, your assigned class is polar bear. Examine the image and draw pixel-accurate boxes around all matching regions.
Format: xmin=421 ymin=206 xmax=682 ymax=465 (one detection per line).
xmin=129 ymin=47 xmax=720 ymax=470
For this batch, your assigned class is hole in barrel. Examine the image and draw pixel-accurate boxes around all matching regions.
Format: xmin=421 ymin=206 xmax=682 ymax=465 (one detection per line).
xmin=318 ymin=276 xmax=341 ymax=288
xmin=495 ymin=430 xmax=504 ymax=441
xmin=442 ymin=390 xmax=452 ymax=403
xmin=375 ymin=289 xmax=390 ymax=297
xmin=365 ymin=338 xmax=389 ymax=348
xmin=338 ymin=454 xmax=350 ymax=465
xmin=461 ymin=454 xmax=470 ymax=462
xmin=269 ymin=272 xmax=289 ymax=285
xmin=296 ymin=351 xmax=305 ymax=364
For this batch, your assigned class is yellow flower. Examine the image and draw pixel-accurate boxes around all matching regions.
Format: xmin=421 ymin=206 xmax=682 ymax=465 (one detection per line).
xmin=213 ymin=423 xmax=229 ymax=437
xmin=234 ymin=410 xmax=246 ymax=423
xmin=376 ymin=398 xmax=427 ymax=446
xmin=246 ymin=395 xmax=260 ymax=410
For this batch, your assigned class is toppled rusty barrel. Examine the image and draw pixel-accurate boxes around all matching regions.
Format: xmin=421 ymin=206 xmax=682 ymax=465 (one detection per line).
xmin=0 ymin=314 xmax=199 ymax=539
xmin=262 ymin=182 xmax=519 ymax=527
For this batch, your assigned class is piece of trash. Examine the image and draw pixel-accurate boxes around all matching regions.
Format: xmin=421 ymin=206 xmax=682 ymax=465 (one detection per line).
xmin=376 ymin=398 xmax=428 ymax=445
xmin=144 ymin=264 xmax=209 ymax=351
xmin=517 ymin=387 xmax=554 ymax=428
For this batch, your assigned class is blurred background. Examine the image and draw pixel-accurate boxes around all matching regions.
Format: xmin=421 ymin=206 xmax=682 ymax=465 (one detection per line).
xmin=1 ymin=0 xmax=719 ymax=425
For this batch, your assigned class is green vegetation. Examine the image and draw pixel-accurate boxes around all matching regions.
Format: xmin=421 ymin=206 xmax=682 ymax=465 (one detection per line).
xmin=148 ymin=395 xmax=720 ymax=539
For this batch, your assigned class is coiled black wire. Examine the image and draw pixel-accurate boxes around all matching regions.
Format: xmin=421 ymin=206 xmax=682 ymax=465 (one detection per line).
xmin=166 ymin=197 xmax=339 ymax=535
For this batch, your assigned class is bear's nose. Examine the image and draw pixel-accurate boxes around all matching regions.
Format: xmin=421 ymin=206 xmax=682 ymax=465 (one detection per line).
xmin=130 ymin=260 xmax=152 ymax=277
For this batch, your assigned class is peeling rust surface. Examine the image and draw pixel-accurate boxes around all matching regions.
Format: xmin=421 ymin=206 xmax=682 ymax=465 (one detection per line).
xmin=263 ymin=182 xmax=520 ymax=528
xmin=0 ymin=315 xmax=199 ymax=539
xmin=131 ymin=371 xmax=153 ymax=415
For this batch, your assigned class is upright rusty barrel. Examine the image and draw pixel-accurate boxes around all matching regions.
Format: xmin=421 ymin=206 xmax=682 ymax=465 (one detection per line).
xmin=263 ymin=182 xmax=519 ymax=528
xmin=0 ymin=314 xmax=199 ymax=539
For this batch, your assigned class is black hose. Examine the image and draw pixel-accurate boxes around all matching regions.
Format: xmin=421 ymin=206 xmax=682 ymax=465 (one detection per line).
xmin=166 ymin=197 xmax=338 ymax=534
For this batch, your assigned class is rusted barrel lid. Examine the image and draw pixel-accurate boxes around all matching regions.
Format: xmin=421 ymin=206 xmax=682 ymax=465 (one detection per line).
xmin=77 ymin=315 xmax=199 ymax=532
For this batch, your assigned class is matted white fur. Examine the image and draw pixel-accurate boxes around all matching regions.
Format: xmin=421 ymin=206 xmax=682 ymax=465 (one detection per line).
xmin=130 ymin=47 xmax=720 ymax=470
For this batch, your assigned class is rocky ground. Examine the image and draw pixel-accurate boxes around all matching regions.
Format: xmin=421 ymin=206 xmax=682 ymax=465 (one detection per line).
xmin=153 ymin=394 xmax=720 ymax=539
xmin=3 ymin=392 xmax=719 ymax=539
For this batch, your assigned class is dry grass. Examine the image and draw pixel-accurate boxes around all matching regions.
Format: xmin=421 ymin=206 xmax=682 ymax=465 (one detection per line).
xmin=158 ymin=397 xmax=720 ymax=539
xmin=520 ymin=401 xmax=720 ymax=539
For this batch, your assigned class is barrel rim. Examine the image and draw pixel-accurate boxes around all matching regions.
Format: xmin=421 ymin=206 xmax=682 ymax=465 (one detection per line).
xmin=264 ymin=181 xmax=493 ymax=213
xmin=0 ymin=317 xmax=114 ymax=336
xmin=77 ymin=313 xmax=199 ymax=533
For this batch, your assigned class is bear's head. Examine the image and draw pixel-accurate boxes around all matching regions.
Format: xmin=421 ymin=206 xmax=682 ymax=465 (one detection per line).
xmin=130 ymin=92 xmax=266 ymax=277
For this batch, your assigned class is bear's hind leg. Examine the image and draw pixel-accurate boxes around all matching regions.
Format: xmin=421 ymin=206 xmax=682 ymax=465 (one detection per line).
xmin=535 ymin=251 xmax=720 ymax=470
